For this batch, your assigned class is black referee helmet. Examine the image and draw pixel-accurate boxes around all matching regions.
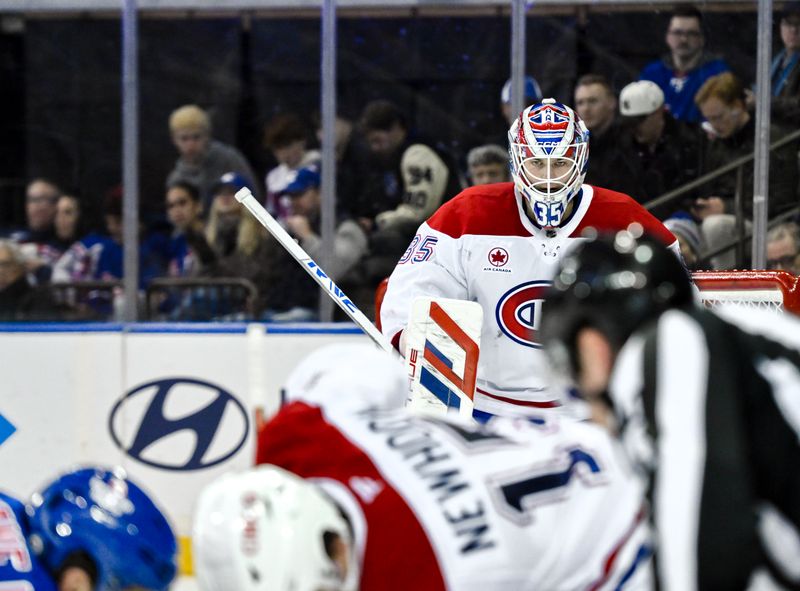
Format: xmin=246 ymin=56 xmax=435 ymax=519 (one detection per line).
xmin=541 ymin=227 xmax=694 ymax=383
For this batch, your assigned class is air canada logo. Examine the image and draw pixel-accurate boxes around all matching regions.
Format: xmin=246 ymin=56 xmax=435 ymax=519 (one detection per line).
xmin=109 ymin=378 xmax=249 ymax=471
xmin=495 ymin=281 xmax=551 ymax=348
xmin=488 ymin=248 xmax=509 ymax=268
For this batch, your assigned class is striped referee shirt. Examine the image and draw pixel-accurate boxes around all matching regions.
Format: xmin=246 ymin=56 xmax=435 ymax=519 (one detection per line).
xmin=608 ymin=306 xmax=800 ymax=590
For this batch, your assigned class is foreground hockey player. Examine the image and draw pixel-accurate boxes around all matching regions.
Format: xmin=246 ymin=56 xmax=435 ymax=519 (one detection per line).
xmin=540 ymin=231 xmax=800 ymax=590
xmin=1 ymin=466 xmax=177 ymax=591
xmin=193 ymin=343 xmax=653 ymax=591
xmin=380 ymin=99 xmax=678 ymax=419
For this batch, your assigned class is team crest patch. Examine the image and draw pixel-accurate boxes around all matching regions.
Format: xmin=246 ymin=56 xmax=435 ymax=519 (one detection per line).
xmin=495 ymin=280 xmax=551 ymax=348
xmin=483 ymin=247 xmax=512 ymax=273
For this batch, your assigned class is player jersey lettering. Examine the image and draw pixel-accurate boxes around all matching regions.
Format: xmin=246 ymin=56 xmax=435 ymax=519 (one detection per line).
xmin=259 ymin=399 xmax=653 ymax=589
xmin=495 ymin=447 xmax=603 ymax=521
xmin=360 ymin=409 xmax=496 ymax=554
xmin=399 ymin=234 xmax=438 ymax=265
xmin=0 ymin=501 xmax=31 ymax=573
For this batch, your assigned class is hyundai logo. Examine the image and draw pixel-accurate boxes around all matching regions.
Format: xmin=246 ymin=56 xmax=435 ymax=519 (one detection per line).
xmin=108 ymin=378 xmax=249 ymax=471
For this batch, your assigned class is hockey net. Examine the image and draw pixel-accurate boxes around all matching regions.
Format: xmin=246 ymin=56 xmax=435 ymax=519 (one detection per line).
xmin=693 ymin=270 xmax=800 ymax=316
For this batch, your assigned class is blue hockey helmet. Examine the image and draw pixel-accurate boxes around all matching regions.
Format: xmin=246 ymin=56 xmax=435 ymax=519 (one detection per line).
xmin=27 ymin=466 xmax=177 ymax=591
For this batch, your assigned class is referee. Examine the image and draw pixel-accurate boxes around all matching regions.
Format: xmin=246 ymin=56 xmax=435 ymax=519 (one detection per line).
xmin=541 ymin=231 xmax=800 ymax=590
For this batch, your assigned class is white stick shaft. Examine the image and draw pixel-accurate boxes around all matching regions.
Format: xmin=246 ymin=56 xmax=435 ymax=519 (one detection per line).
xmin=235 ymin=187 xmax=396 ymax=355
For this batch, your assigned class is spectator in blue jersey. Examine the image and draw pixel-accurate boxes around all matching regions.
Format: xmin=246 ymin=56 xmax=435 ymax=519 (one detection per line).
xmin=640 ymin=4 xmax=730 ymax=123
xmin=755 ymin=1 xmax=800 ymax=126
xmin=52 ymin=186 xmax=164 ymax=286
xmin=164 ymin=180 xmax=214 ymax=277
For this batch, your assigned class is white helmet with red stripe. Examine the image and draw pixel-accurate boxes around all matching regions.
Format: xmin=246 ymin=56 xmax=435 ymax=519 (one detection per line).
xmin=508 ymin=98 xmax=590 ymax=228
xmin=193 ymin=465 xmax=357 ymax=591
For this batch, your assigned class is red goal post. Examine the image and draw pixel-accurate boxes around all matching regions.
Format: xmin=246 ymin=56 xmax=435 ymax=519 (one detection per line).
xmin=693 ymin=270 xmax=800 ymax=316
xmin=374 ymin=272 xmax=800 ymax=333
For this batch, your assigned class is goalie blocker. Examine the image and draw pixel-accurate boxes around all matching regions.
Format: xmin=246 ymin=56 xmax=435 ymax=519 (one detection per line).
xmin=403 ymin=297 xmax=482 ymax=420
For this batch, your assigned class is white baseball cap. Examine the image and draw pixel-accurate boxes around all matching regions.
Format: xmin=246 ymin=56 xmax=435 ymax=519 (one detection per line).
xmin=619 ymin=80 xmax=665 ymax=117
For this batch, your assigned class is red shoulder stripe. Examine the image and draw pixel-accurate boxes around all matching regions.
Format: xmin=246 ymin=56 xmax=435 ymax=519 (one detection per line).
xmin=427 ymin=183 xmax=531 ymax=238
xmin=573 ymin=187 xmax=677 ymax=245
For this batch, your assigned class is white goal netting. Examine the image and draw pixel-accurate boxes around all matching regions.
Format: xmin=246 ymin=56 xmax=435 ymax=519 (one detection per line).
xmin=693 ymin=271 xmax=800 ymax=315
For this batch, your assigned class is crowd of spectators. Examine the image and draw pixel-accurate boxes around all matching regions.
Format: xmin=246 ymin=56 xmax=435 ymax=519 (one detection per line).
xmin=1 ymin=2 xmax=799 ymax=322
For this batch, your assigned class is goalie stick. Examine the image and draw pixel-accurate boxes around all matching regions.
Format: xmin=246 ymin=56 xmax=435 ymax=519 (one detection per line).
xmin=235 ymin=187 xmax=396 ymax=355
xmin=236 ymin=187 xmax=481 ymax=416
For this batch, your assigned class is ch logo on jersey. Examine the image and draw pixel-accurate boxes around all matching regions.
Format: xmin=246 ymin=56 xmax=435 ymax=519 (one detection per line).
xmin=496 ymin=281 xmax=551 ymax=348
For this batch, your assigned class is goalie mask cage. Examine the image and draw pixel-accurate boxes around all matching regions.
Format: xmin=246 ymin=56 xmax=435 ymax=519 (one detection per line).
xmin=693 ymin=270 xmax=800 ymax=315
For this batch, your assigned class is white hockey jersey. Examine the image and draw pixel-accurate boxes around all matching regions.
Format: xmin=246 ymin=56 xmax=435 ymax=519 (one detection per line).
xmin=380 ymin=182 xmax=678 ymax=416
xmin=257 ymin=395 xmax=652 ymax=590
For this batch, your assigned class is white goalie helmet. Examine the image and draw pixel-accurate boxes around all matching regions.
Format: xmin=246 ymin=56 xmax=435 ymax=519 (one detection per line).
xmin=193 ymin=465 xmax=357 ymax=591
xmin=508 ymin=98 xmax=590 ymax=228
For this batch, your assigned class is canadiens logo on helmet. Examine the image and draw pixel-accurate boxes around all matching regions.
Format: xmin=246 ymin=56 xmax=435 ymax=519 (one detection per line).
xmin=495 ymin=281 xmax=551 ymax=348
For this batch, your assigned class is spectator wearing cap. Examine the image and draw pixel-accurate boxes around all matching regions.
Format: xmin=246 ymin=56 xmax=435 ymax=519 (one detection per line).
xmin=769 ymin=1 xmax=800 ymax=125
xmin=663 ymin=215 xmax=706 ymax=269
xmin=202 ymin=171 xmax=319 ymax=321
xmin=166 ymin=104 xmax=260 ymax=211
xmin=484 ymin=75 xmax=544 ymax=148
xmin=693 ymin=72 xmax=798 ymax=269
xmin=283 ymin=165 xmax=368 ymax=282
xmin=466 ymin=144 xmax=510 ymax=186
xmin=618 ymin=80 xmax=702 ymax=217
xmin=205 ymin=172 xmax=258 ymax=259
xmin=640 ymin=4 xmax=730 ymax=123
xmin=500 ymin=76 xmax=543 ymax=125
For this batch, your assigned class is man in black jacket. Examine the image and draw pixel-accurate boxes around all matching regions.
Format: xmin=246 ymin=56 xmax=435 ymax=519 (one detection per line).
xmin=694 ymin=72 xmax=798 ymax=268
xmin=618 ymin=80 xmax=702 ymax=218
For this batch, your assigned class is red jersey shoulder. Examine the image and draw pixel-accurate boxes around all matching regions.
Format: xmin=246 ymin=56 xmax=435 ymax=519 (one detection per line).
xmin=427 ymin=183 xmax=530 ymax=239
xmin=573 ymin=186 xmax=676 ymax=245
